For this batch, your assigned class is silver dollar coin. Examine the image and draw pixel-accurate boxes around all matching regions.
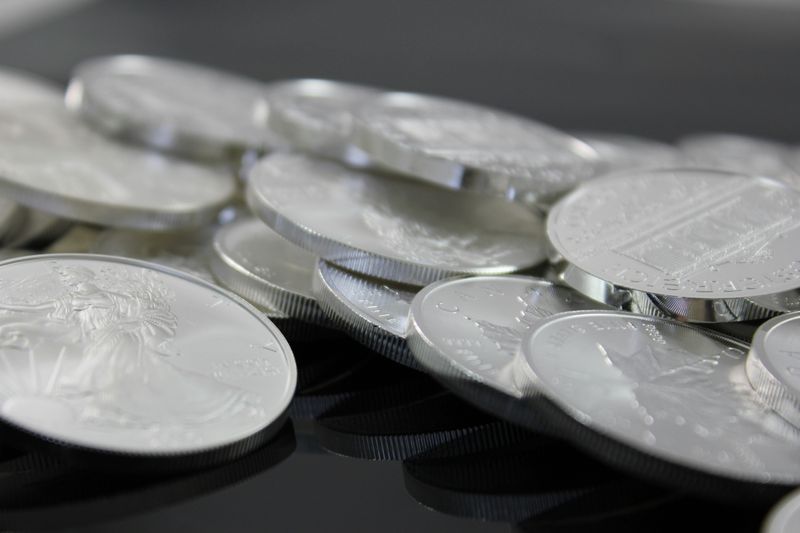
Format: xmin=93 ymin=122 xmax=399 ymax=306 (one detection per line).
xmin=92 ymin=227 xmax=215 ymax=283
xmin=266 ymin=79 xmax=381 ymax=164
xmin=0 ymin=98 xmax=235 ymax=230
xmin=247 ymin=153 xmax=546 ymax=285
xmin=519 ymin=310 xmax=800 ymax=486
xmin=67 ymin=55 xmax=278 ymax=159
xmin=313 ymin=260 xmax=416 ymax=367
xmin=679 ymin=133 xmax=800 ymax=188
xmin=0 ymin=254 xmax=296 ymax=457
xmin=408 ymin=277 xmax=608 ymax=414
xmin=746 ymin=312 xmax=800 ymax=428
xmin=764 ymin=487 xmax=800 ymax=533
xmin=352 ymin=92 xmax=599 ymax=205
xmin=547 ymin=168 xmax=800 ymax=322
xmin=209 ymin=218 xmax=324 ymax=323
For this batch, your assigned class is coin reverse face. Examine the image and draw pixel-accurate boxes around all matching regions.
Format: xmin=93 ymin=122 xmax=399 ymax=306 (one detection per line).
xmin=67 ymin=55 xmax=276 ymax=157
xmin=547 ymin=168 xmax=800 ymax=301
xmin=519 ymin=311 xmax=800 ymax=485
xmin=247 ymin=153 xmax=546 ymax=285
xmin=0 ymin=255 xmax=296 ymax=456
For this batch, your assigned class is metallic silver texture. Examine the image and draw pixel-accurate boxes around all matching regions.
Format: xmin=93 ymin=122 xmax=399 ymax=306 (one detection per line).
xmin=246 ymin=152 xmax=546 ymax=285
xmin=519 ymin=310 xmax=800 ymax=485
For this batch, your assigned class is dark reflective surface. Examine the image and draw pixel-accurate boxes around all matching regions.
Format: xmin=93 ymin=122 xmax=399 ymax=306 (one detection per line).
xmin=0 ymin=2 xmax=793 ymax=531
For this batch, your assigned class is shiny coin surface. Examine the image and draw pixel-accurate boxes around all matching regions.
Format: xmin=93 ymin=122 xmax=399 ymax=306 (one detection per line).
xmin=67 ymin=55 xmax=277 ymax=159
xmin=313 ymin=260 xmax=416 ymax=367
xmin=764 ymin=487 xmax=800 ymax=533
xmin=746 ymin=312 xmax=800 ymax=428
xmin=209 ymin=218 xmax=323 ymax=323
xmin=519 ymin=311 xmax=800 ymax=488
xmin=0 ymin=99 xmax=235 ymax=230
xmin=266 ymin=79 xmax=381 ymax=164
xmin=352 ymin=92 xmax=598 ymax=205
xmin=91 ymin=228 xmax=215 ymax=283
xmin=247 ymin=153 xmax=546 ymax=285
xmin=577 ymin=133 xmax=681 ymax=171
xmin=408 ymin=277 xmax=608 ymax=427
xmin=547 ymin=168 xmax=800 ymax=322
xmin=679 ymin=133 xmax=800 ymax=188
xmin=0 ymin=254 xmax=296 ymax=459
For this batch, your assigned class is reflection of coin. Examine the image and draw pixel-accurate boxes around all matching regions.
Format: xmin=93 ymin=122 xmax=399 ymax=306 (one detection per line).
xmin=352 ymin=92 xmax=598 ymax=205
xmin=408 ymin=276 xmax=607 ymax=429
xmin=547 ymin=168 xmax=800 ymax=322
xmin=764 ymin=487 xmax=800 ymax=533
xmin=92 ymin=227 xmax=215 ymax=283
xmin=0 ymin=100 xmax=235 ymax=230
xmin=266 ymin=79 xmax=381 ymax=164
xmin=0 ymin=254 xmax=296 ymax=464
xmin=746 ymin=312 xmax=800 ymax=428
xmin=67 ymin=55 xmax=278 ymax=160
xmin=210 ymin=218 xmax=324 ymax=323
xmin=247 ymin=153 xmax=546 ymax=285
xmin=679 ymin=133 xmax=800 ymax=188
xmin=519 ymin=310 xmax=800 ymax=496
xmin=313 ymin=260 xmax=416 ymax=367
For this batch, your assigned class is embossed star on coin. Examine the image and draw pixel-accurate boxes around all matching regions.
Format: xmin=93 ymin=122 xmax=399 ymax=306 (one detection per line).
xmin=67 ymin=55 xmax=279 ymax=159
xmin=547 ymin=168 xmax=800 ymax=322
xmin=0 ymin=255 xmax=296 ymax=464
xmin=352 ymin=92 xmax=599 ymax=205
xmin=518 ymin=311 xmax=800 ymax=493
xmin=247 ymin=153 xmax=546 ymax=285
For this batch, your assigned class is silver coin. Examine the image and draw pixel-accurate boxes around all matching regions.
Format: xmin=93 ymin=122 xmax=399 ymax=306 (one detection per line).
xmin=0 ymin=99 xmax=236 ymax=230
xmin=576 ymin=133 xmax=681 ymax=171
xmin=408 ymin=276 xmax=610 ymax=401
xmin=679 ymin=133 xmax=800 ymax=188
xmin=547 ymin=168 xmax=800 ymax=322
xmin=313 ymin=260 xmax=415 ymax=366
xmin=0 ymin=66 xmax=63 ymax=104
xmin=764 ymin=487 xmax=800 ymax=533
xmin=91 ymin=227 xmax=215 ymax=283
xmin=67 ymin=55 xmax=278 ymax=160
xmin=746 ymin=312 xmax=800 ymax=428
xmin=247 ymin=153 xmax=546 ymax=285
xmin=266 ymin=79 xmax=381 ymax=164
xmin=209 ymin=217 xmax=325 ymax=323
xmin=519 ymin=310 xmax=800 ymax=485
xmin=352 ymin=92 xmax=599 ymax=205
xmin=0 ymin=254 xmax=296 ymax=456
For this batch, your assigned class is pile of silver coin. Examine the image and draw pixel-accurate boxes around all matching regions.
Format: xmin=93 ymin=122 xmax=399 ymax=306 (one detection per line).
xmin=1 ymin=54 xmax=800 ymax=529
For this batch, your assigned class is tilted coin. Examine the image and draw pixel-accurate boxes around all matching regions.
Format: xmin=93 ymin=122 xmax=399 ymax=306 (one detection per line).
xmin=679 ymin=133 xmax=800 ymax=188
xmin=352 ymin=92 xmax=599 ymax=205
xmin=313 ymin=260 xmax=416 ymax=368
xmin=764 ymin=487 xmax=800 ymax=533
xmin=266 ymin=79 xmax=381 ymax=164
xmin=576 ymin=133 xmax=681 ymax=171
xmin=746 ymin=312 xmax=800 ymax=428
xmin=0 ymin=99 xmax=236 ymax=230
xmin=547 ymin=168 xmax=800 ymax=322
xmin=92 ymin=227 xmax=215 ymax=283
xmin=67 ymin=55 xmax=278 ymax=160
xmin=0 ymin=255 xmax=296 ymax=464
xmin=407 ymin=276 xmax=609 ymax=430
xmin=247 ymin=153 xmax=546 ymax=285
xmin=209 ymin=217 xmax=324 ymax=323
xmin=518 ymin=311 xmax=800 ymax=494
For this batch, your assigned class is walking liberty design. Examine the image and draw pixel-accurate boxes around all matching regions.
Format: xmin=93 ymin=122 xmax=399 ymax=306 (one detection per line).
xmin=0 ymin=262 xmax=265 ymax=444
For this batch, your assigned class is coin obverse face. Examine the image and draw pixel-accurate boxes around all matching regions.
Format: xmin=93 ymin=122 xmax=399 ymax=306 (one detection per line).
xmin=520 ymin=311 xmax=800 ymax=485
xmin=246 ymin=153 xmax=547 ymax=285
xmin=547 ymin=168 xmax=800 ymax=301
xmin=0 ymin=255 xmax=296 ymax=456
